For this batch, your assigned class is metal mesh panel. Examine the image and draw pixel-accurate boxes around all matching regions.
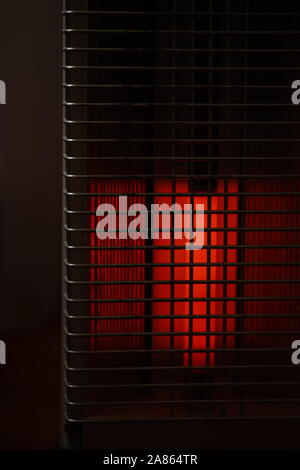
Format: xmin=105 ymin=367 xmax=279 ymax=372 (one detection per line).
xmin=63 ymin=0 xmax=300 ymax=431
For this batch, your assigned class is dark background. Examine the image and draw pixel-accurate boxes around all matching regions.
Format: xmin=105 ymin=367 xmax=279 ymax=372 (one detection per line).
xmin=0 ymin=1 xmax=61 ymax=449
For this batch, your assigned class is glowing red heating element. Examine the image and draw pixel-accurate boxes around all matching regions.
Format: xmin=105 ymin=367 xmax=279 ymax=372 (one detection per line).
xmin=89 ymin=176 xmax=300 ymax=370
xmin=89 ymin=180 xmax=146 ymax=351
xmin=152 ymin=179 xmax=238 ymax=367
xmin=242 ymin=179 xmax=300 ymax=349
xmin=89 ymin=178 xmax=238 ymax=368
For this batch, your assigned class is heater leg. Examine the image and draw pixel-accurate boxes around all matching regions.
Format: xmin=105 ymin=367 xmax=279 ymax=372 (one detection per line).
xmin=61 ymin=423 xmax=83 ymax=450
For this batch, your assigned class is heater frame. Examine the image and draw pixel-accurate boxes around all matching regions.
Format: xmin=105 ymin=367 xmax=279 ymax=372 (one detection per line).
xmin=62 ymin=0 xmax=300 ymax=450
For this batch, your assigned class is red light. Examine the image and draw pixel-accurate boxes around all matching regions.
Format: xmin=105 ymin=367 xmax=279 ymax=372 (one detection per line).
xmin=243 ymin=179 xmax=300 ymax=350
xmin=90 ymin=179 xmax=146 ymax=351
xmin=152 ymin=178 xmax=238 ymax=367
xmin=89 ymin=178 xmax=238 ymax=369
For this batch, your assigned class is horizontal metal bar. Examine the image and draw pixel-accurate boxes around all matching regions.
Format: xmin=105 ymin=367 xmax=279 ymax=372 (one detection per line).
xmin=64 ymin=346 xmax=293 ymax=355
xmin=65 ymin=226 xmax=300 ymax=233
xmin=64 ymin=190 xmax=300 ymax=197
xmin=63 ymin=101 xmax=296 ymax=107
xmin=64 ymin=415 xmax=300 ymax=424
xmin=64 ymin=119 xmax=300 ymax=126
xmin=63 ymin=83 xmax=290 ymax=89
xmin=65 ymin=329 xmax=300 ymax=337
xmin=65 ymin=380 xmax=300 ymax=390
xmin=65 ymin=397 xmax=300 ymax=407
xmin=64 ymin=137 xmax=300 ymax=144
xmin=65 ymin=209 xmax=300 ymax=215
xmin=65 ymin=277 xmax=300 ymax=285
xmin=63 ymin=154 xmax=300 ymax=161
xmin=65 ymin=246 xmax=300 ymax=255
xmin=65 ymin=311 xmax=300 ymax=320
xmin=65 ymin=294 xmax=300 ymax=303
xmin=63 ymin=172 xmax=300 ymax=179
xmin=65 ymin=364 xmax=297 ymax=373
xmin=65 ymin=257 xmax=300 ymax=268
xmin=65 ymin=415 xmax=300 ymax=424
xmin=63 ymin=11 xmax=300 ymax=17
xmin=64 ymin=47 xmax=300 ymax=53
xmin=64 ymin=65 xmax=300 ymax=72
xmin=63 ymin=29 xmax=300 ymax=35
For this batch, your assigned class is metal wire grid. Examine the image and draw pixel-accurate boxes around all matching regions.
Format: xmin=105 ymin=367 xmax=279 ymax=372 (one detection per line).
xmin=63 ymin=0 xmax=300 ymax=425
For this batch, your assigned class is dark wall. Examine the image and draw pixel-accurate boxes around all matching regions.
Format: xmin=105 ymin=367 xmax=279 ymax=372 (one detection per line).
xmin=0 ymin=1 xmax=61 ymax=331
xmin=0 ymin=2 xmax=61 ymax=450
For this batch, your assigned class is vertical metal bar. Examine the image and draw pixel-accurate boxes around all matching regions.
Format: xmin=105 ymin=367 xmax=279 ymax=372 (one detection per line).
xmin=239 ymin=0 xmax=249 ymax=418
xmin=61 ymin=0 xmax=68 ymax=447
xmin=205 ymin=0 xmax=214 ymax=414
xmin=187 ymin=0 xmax=195 ymax=418
xmin=188 ymin=2 xmax=195 ymax=366
xmin=62 ymin=0 xmax=87 ymax=448
xmin=221 ymin=0 xmax=230 ymax=418
xmin=169 ymin=0 xmax=177 ymax=417
xmin=144 ymin=5 xmax=156 ymax=381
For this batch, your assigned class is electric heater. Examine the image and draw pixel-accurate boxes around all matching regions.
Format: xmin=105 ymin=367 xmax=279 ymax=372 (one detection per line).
xmin=63 ymin=0 xmax=300 ymax=449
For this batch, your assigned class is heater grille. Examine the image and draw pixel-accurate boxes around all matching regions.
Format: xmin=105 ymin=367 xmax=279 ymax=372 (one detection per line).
xmin=63 ymin=0 xmax=300 ymax=437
